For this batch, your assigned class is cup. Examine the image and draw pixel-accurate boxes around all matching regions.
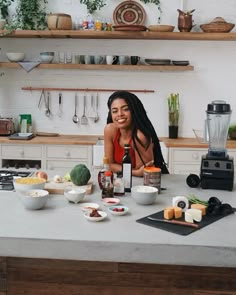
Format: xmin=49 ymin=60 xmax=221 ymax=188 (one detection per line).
xmin=106 ymin=55 xmax=117 ymax=65
xmin=94 ymin=55 xmax=105 ymax=64
xmin=58 ymin=52 xmax=65 ymax=63
xmin=84 ymin=55 xmax=92 ymax=64
xmin=118 ymin=55 xmax=128 ymax=65
xmin=130 ymin=56 xmax=140 ymax=65
xmin=74 ymin=54 xmax=81 ymax=64
xmin=65 ymin=52 xmax=72 ymax=64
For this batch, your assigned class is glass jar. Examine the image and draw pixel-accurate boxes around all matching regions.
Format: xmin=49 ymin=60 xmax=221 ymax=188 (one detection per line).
xmin=144 ymin=166 xmax=161 ymax=194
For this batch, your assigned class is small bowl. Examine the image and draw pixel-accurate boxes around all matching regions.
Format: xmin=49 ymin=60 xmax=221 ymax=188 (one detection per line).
xmin=40 ymin=52 xmax=55 ymax=63
xmin=19 ymin=189 xmax=49 ymax=210
xmin=84 ymin=210 xmax=107 ymax=222
xmin=6 ymin=52 xmax=25 ymax=62
xmin=148 ymin=25 xmax=175 ymax=32
xmin=102 ymin=198 xmax=120 ymax=206
xmin=108 ymin=205 xmax=129 ymax=216
xmin=80 ymin=202 xmax=99 ymax=212
xmin=14 ymin=177 xmax=46 ymax=193
xmin=64 ymin=186 xmax=86 ymax=203
xmin=131 ymin=185 xmax=158 ymax=205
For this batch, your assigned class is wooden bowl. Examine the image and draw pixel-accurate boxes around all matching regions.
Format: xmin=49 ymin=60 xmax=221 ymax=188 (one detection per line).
xmin=148 ymin=25 xmax=175 ymax=32
xmin=200 ymin=22 xmax=235 ymax=33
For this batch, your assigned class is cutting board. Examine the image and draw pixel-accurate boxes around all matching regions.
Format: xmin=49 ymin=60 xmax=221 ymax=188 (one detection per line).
xmin=44 ymin=180 xmax=93 ymax=195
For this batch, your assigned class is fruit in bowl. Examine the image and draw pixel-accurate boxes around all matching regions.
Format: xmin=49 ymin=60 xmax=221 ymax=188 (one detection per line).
xmin=19 ymin=189 xmax=49 ymax=210
xmin=6 ymin=52 xmax=25 ymax=62
xmin=40 ymin=52 xmax=55 ymax=63
xmin=131 ymin=185 xmax=158 ymax=205
xmin=14 ymin=177 xmax=46 ymax=193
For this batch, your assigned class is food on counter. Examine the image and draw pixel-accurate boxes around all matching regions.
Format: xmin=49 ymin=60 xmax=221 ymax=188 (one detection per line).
xmin=187 ymin=194 xmax=208 ymax=206
xmin=112 ymin=207 xmax=125 ymax=212
xmin=164 ymin=206 xmax=182 ymax=220
xmin=185 ymin=209 xmax=202 ymax=223
xmin=53 ymin=175 xmax=63 ymax=183
xmin=191 ymin=203 xmax=207 ymax=216
xmin=172 ymin=196 xmax=189 ymax=212
xmin=90 ymin=209 xmax=102 ymax=218
xmin=63 ymin=172 xmax=71 ymax=182
xmin=70 ymin=164 xmax=91 ymax=186
xmin=35 ymin=171 xmax=48 ymax=181
xmin=15 ymin=177 xmax=45 ymax=185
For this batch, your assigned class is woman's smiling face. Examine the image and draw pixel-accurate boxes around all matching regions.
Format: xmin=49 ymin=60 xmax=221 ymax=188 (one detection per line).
xmin=110 ymin=98 xmax=132 ymax=129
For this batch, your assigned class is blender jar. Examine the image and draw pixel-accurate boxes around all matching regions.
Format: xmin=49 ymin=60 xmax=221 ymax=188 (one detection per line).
xmin=206 ymin=100 xmax=231 ymax=157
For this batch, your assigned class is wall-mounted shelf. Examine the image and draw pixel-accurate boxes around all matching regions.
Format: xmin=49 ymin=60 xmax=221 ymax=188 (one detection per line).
xmin=1 ymin=30 xmax=236 ymax=41
xmin=0 ymin=62 xmax=194 ymax=71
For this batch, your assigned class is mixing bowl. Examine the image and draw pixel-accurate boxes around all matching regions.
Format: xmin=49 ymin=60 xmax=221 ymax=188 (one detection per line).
xmin=131 ymin=185 xmax=158 ymax=205
xmin=6 ymin=52 xmax=25 ymax=62
xmin=19 ymin=189 xmax=49 ymax=210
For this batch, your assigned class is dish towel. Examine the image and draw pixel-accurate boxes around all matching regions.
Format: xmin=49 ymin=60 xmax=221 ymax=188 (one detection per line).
xmin=18 ymin=61 xmax=41 ymax=73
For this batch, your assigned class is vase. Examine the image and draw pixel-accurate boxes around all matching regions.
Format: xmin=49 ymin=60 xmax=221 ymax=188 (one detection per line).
xmin=169 ymin=126 xmax=178 ymax=139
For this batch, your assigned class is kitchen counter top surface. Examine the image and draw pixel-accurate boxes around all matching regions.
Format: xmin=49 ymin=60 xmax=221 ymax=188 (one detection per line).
xmin=0 ymin=134 xmax=102 ymax=145
xmin=0 ymin=174 xmax=236 ymax=267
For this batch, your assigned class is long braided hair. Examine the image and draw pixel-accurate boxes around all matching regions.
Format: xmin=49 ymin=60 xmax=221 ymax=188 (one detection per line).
xmin=107 ymin=91 xmax=169 ymax=174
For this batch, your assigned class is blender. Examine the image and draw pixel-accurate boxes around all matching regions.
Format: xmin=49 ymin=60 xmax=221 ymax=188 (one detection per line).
xmin=200 ymin=100 xmax=234 ymax=191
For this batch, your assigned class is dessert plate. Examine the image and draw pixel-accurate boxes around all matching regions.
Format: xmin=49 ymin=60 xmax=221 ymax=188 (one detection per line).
xmin=113 ymin=0 xmax=146 ymax=25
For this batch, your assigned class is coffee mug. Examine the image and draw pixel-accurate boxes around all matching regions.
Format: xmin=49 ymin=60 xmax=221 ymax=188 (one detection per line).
xmin=106 ymin=55 xmax=117 ymax=65
xmin=130 ymin=56 xmax=140 ymax=65
xmin=119 ymin=55 xmax=128 ymax=65
xmin=74 ymin=54 xmax=81 ymax=64
xmin=84 ymin=55 xmax=93 ymax=64
xmin=94 ymin=55 xmax=105 ymax=64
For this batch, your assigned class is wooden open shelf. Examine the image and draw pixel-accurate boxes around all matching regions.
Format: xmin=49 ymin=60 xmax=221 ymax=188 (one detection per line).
xmin=0 ymin=62 xmax=194 ymax=71
xmin=1 ymin=29 xmax=236 ymax=40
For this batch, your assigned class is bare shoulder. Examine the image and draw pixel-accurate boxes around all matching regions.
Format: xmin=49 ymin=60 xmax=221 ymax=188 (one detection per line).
xmin=137 ymin=129 xmax=149 ymax=145
xmin=104 ymin=123 xmax=118 ymax=139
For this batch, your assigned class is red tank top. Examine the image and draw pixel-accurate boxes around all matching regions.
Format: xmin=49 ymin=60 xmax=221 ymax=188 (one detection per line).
xmin=113 ymin=129 xmax=136 ymax=167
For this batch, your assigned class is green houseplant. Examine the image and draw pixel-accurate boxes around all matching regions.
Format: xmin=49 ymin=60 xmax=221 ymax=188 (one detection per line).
xmin=0 ymin=0 xmax=13 ymax=19
xmin=228 ymin=123 xmax=236 ymax=140
xmin=168 ymin=93 xmax=179 ymax=138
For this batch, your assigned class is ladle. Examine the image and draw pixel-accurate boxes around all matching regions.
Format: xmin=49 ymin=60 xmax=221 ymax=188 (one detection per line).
xmin=73 ymin=93 xmax=79 ymax=123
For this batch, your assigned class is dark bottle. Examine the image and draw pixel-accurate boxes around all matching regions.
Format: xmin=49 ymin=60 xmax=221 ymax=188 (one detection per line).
xmin=102 ymin=171 xmax=114 ymax=199
xmin=98 ymin=156 xmax=109 ymax=189
xmin=122 ymin=144 xmax=132 ymax=192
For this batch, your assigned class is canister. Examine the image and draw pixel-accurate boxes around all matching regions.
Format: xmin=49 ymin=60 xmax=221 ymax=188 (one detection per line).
xmin=144 ymin=166 xmax=161 ymax=194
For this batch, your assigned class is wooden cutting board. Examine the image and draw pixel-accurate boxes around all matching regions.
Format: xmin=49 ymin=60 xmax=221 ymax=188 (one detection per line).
xmin=44 ymin=180 xmax=93 ymax=195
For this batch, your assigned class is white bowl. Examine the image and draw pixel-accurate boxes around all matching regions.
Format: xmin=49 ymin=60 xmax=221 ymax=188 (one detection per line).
xmin=14 ymin=177 xmax=46 ymax=193
xmin=19 ymin=189 xmax=49 ymax=210
xmin=102 ymin=198 xmax=120 ymax=206
xmin=40 ymin=52 xmax=54 ymax=63
xmin=6 ymin=52 xmax=25 ymax=62
xmin=64 ymin=186 xmax=86 ymax=203
xmin=80 ymin=203 xmax=99 ymax=212
xmin=108 ymin=205 xmax=129 ymax=216
xmin=84 ymin=210 xmax=107 ymax=222
xmin=131 ymin=185 xmax=158 ymax=205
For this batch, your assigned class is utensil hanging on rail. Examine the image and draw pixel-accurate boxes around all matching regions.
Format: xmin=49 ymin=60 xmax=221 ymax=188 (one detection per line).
xmin=81 ymin=94 xmax=88 ymax=125
xmin=72 ymin=93 xmax=79 ymax=124
xmin=45 ymin=92 xmax=52 ymax=117
xmin=57 ymin=93 xmax=63 ymax=118
xmin=94 ymin=93 xmax=99 ymax=123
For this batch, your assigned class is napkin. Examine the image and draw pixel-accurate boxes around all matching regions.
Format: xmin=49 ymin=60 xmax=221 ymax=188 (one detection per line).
xmin=18 ymin=61 xmax=41 ymax=73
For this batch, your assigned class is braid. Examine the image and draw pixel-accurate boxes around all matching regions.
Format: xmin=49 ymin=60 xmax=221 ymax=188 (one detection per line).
xmin=107 ymin=91 xmax=169 ymax=174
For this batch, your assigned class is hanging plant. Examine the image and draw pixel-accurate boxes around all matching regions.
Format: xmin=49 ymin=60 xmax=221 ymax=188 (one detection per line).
xmin=0 ymin=0 xmax=14 ymax=19
xmin=140 ymin=0 xmax=161 ymax=23
xmin=80 ymin=0 xmax=106 ymax=15
xmin=12 ymin=0 xmax=48 ymax=30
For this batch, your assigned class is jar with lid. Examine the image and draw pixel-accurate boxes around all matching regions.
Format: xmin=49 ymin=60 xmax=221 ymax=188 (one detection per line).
xmin=143 ymin=166 xmax=161 ymax=194
xmin=98 ymin=156 xmax=110 ymax=189
xmin=102 ymin=171 xmax=114 ymax=199
xmin=113 ymin=171 xmax=125 ymax=196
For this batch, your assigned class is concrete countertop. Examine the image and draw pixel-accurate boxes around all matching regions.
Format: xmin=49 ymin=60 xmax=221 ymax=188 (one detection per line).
xmin=0 ymin=174 xmax=236 ymax=268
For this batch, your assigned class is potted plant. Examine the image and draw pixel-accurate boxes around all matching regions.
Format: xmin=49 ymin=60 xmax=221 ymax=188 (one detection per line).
xmin=80 ymin=0 xmax=106 ymax=14
xmin=0 ymin=0 xmax=13 ymax=29
xmin=167 ymin=93 xmax=179 ymax=138
xmin=228 ymin=123 xmax=236 ymax=140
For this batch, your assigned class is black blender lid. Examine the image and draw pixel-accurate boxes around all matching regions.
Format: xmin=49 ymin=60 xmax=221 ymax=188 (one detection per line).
xmin=207 ymin=100 xmax=231 ymax=114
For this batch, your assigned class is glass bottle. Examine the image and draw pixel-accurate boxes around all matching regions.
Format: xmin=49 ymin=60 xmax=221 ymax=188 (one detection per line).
xmin=122 ymin=144 xmax=132 ymax=192
xmin=102 ymin=171 xmax=114 ymax=199
xmin=113 ymin=171 xmax=125 ymax=196
xmin=98 ymin=156 xmax=109 ymax=189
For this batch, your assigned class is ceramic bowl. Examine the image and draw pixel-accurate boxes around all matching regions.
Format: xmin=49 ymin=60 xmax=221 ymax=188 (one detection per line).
xmin=80 ymin=203 xmax=99 ymax=212
xmin=64 ymin=186 xmax=86 ymax=203
xmin=40 ymin=52 xmax=55 ymax=63
xmin=148 ymin=25 xmax=175 ymax=32
xmin=84 ymin=210 xmax=107 ymax=222
xmin=131 ymin=185 xmax=158 ymax=205
xmin=14 ymin=177 xmax=46 ymax=193
xmin=108 ymin=205 xmax=129 ymax=216
xmin=6 ymin=52 xmax=25 ymax=62
xmin=19 ymin=189 xmax=49 ymax=210
xmin=102 ymin=198 xmax=120 ymax=206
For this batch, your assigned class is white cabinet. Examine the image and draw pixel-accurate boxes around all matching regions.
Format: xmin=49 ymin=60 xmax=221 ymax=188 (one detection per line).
xmin=168 ymin=147 xmax=236 ymax=175
xmin=44 ymin=145 xmax=92 ymax=172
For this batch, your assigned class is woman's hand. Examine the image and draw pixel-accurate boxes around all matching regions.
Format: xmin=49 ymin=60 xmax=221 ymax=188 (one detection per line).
xmin=132 ymin=160 xmax=154 ymax=177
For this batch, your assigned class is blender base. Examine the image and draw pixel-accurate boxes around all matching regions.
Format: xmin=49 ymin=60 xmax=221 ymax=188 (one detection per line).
xmin=200 ymin=155 xmax=234 ymax=191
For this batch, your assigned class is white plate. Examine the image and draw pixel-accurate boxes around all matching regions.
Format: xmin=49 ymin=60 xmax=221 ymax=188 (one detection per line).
xmin=84 ymin=211 xmax=107 ymax=222
xmin=102 ymin=198 xmax=120 ymax=206
xmin=108 ymin=205 xmax=129 ymax=216
xmin=80 ymin=202 xmax=99 ymax=212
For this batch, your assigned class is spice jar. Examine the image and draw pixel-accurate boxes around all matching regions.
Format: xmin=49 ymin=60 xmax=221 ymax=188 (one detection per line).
xmin=102 ymin=171 xmax=114 ymax=199
xmin=143 ymin=166 xmax=161 ymax=194
xmin=113 ymin=172 xmax=125 ymax=196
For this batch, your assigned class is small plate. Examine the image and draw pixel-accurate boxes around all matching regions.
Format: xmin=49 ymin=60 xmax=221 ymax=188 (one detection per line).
xmin=102 ymin=198 xmax=120 ymax=206
xmin=108 ymin=205 xmax=129 ymax=216
xmin=80 ymin=202 xmax=99 ymax=212
xmin=172 ymin=60 xmax=189 ymax=66
xmin=84 ymin=211 xmax=107 ymax=222
xmin=145 ymin=59 xmax=171 ymax=65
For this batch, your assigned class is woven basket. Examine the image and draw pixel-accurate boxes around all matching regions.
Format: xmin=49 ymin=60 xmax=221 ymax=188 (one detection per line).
xmin=148 ymin=25 xmax=175 ymax=32
xmin=200 ymin=22 xmax=235 ymax=33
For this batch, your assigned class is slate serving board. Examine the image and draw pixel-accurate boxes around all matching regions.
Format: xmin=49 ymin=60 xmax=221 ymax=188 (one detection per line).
xmin=136 ymin=208 xmax=235 ymax=236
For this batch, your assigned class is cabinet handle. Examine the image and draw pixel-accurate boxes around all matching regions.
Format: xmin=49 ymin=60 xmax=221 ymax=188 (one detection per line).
xmin=65 ymin=150 xmax=70 ymax=157
xmin=192 ymin=153 xmax=199 ymax=160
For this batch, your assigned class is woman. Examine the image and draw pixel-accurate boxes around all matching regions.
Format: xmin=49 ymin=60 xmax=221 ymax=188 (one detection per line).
xmin=104 ymin=91 xmax=169 ymax=177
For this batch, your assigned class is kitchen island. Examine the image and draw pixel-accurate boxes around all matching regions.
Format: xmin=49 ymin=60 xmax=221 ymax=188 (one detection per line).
xmin=0 ymin=175 xmax=236 ymax=294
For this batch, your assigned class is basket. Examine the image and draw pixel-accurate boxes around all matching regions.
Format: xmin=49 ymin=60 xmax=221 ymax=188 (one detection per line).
xmin=47 ymin=13 xmax=72 ymax=30
xmin=200 ymin=22 xmax=235 ymax=33
xmin=148 ymin=25 xmax=175 ymax=32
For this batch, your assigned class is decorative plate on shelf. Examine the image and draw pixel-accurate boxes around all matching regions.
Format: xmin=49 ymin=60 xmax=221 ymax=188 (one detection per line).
xmin=113 ymin=0 xmax=146 ymax=25
xmin=113 ymin=24 xmax=147 ymax=31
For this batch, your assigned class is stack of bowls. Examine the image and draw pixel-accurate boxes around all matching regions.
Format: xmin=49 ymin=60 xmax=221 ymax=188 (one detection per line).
xmin=40 ymin=52 xmax=55 ymax=63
